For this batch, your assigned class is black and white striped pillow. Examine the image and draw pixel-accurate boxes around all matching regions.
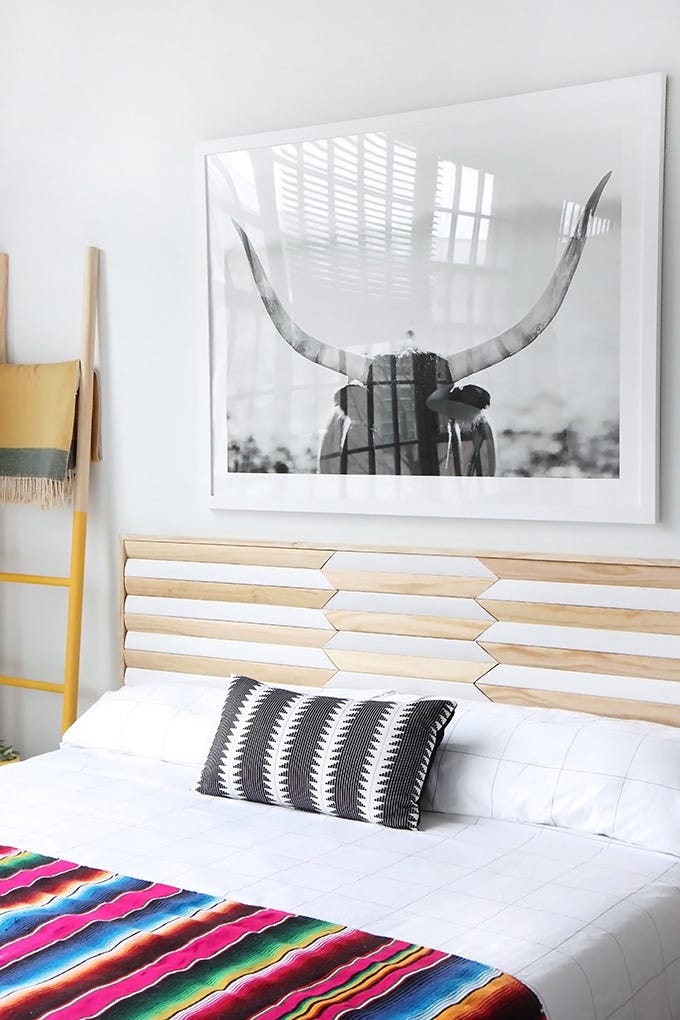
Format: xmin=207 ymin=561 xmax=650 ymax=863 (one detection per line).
xmin=197 ymin=676 xmax=456 ymax=830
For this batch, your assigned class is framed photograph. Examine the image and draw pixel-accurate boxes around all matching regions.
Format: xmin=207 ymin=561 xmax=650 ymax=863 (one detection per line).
xmin=200 ymin=73 xmax=664 ymax=522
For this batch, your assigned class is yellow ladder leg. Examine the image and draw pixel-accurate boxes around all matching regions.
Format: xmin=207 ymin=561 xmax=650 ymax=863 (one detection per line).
xmin=61 ymin=248 xmax=98 ymax=734
xmin=62 ymin=510 xmax=88 ymax=732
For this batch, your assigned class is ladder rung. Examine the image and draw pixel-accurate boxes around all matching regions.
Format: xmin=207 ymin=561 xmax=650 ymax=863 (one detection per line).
xmin=0 ymin=572 xmax=70 ymax=587
xmin=0 ymin=675 xmax=65 ymax=694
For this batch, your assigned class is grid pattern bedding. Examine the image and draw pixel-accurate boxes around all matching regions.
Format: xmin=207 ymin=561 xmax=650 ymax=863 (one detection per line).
xmin=1 ymin=748 xmax=678 ymax=1020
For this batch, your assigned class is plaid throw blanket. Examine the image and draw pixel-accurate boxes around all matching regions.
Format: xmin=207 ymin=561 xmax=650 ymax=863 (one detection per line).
xmin=0 ymin=362 xmax=100 ymax=509
xmin=0 ymin=846 xmax=546 ymax=1020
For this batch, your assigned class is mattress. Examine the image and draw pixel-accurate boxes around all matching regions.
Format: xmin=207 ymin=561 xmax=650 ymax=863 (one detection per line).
xmin=1 ymin=747 xmax=679 ymax=1020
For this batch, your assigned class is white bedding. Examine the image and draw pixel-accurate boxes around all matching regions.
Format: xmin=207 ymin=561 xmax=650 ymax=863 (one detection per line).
xmin=1 ymin=747 xmax=679 ymax=1020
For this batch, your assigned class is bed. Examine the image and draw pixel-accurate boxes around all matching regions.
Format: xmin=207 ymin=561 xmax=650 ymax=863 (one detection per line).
xmin=1 ymin=537 xmax=680 ymax=1020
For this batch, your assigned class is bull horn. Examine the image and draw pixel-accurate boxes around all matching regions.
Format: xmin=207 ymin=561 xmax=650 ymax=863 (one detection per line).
xmin=232 ymin=221 xmax=371 ymax=382
xmin=447 ymin=172 xmax=611 ymax=381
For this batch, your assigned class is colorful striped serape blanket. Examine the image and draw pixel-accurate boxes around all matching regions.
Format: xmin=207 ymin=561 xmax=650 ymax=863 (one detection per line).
xmin=0 ymin=846 xmax=546 ymax=1019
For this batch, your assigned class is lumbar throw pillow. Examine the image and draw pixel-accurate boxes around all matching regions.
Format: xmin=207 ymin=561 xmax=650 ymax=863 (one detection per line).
xmin=197 ymin=675 xmax=455 ymax=830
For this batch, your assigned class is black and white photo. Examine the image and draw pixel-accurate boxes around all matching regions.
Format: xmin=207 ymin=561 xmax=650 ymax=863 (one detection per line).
xmin=202 ymin=73 xmax=663 ymax=521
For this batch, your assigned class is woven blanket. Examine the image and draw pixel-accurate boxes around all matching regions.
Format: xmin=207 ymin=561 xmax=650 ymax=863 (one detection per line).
xmin=0 ymin=846 xmax=546 ymax=1020
xmin=0 ymin=361 xmax=100 ymax=509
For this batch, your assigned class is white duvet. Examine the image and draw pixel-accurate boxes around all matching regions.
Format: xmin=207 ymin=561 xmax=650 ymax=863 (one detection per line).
xmin=1 ymin=746 xmax=678 ymax=1020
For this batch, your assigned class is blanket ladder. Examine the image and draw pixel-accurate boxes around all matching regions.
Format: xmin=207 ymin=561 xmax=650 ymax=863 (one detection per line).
xmin=0 ymin=248 xmax=99 ymax=733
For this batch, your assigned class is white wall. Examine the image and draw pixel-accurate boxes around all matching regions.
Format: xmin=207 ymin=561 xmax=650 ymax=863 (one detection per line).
xmin=0 ymin=0 xmax=678 ymax=756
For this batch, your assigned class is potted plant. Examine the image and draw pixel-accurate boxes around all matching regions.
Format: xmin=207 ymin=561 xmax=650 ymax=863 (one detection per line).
xmin=0 ymin=738 xmax=18 ymax=766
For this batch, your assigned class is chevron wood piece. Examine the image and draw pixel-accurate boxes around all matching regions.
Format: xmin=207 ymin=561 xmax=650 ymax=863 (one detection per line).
xmin=124 ymin=577 xmax=335 ymax=609
xmin=480 ymin=642 xmax=680 ymax=682
xmin=124 ymin=540 xmax=333 ymax=569
xmin=324 ymin=610 xmax=493 ymax=641
xmin=123 ymin=650 xmax=335 ymax=686
xmin=478 ymin=600 xmax=680 ymax=635
xmin=124 ymin=614 xmax=333 ymax=648
xmin=478 ymin=684 xmax=680 ymax=727
xmin=323 ymin=571 xmax=495 ymax=598
xmin=480 ymin=558 xmax=680 ymax=589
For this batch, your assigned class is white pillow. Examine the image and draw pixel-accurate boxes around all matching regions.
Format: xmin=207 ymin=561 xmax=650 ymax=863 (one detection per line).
xmin=61 ymin=679 xmax=404 ymax=767
xmin=422 ymin=697 xmax=680 ymax=857
xmin=61 ymin=683 xmax=227 ymax=766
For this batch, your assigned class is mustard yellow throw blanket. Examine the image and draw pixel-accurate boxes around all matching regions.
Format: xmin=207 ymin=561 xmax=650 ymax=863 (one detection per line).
xmin=0 ymin=361 xmax=97 ymax=509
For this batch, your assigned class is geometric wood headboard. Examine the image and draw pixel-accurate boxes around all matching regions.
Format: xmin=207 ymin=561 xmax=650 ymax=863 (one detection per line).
xmin=121 ymin=536 xmax=680 ymax=727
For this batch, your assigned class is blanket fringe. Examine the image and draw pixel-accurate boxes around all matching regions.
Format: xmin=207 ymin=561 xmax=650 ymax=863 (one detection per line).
xmin=0 ymin=475 xmax=74 ymax=510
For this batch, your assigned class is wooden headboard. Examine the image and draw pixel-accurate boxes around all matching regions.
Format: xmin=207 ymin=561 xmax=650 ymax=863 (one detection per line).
xmin=121 ymin=537 xmax=680 ymax=727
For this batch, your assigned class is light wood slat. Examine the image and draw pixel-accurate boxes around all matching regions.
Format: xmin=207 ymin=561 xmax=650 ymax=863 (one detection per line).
xmin=478 ymin=600 xmax=680 ymax=635
xmin=478 ymin=684 xmax=680 ymax=727
xmin=480 ymin=643 xmax=680 ymax=682
xmin=480 ymin=559 xmax=680 ymax=589
xmin=324 ymin=610 xmax=493 ymax=641
xmin=325 ymin=649 xmax=494 ymax=683
xmin=124 ymin=614 xmax=333 ymax=648
xmin=124 ymin=650 xmax=335 ymax=686
xmin=124 ymin=540 xmax=333 ymax=569
xmin=124 ymin=577 xmax=334 ymax=608
xmin=323 ymin=571 xmax=495 ymax=598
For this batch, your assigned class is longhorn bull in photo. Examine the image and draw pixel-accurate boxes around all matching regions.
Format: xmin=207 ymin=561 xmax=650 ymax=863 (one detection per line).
xmin=232 ymin=172 xmax=610 ymax=477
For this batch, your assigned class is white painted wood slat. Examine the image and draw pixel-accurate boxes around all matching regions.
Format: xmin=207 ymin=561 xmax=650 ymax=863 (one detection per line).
xmin=124 ymin=632 xmax=334 ymax=669
xmin=125 ymin=559 xmax=334 ymax=590
xmin=325 ymin=631 xmax=494 ymax=662
xmin=124 ymin=595 xmax=334 ymax=630
xmin=485 ymin=665 xmax=680 ymax=704
xmin=482 ymin=622 xmax=680 ymax=659
xmin=325 ymin=672 xmax=490 ymax=702
xmin=482 ymin=579 xmax=680 ymax=612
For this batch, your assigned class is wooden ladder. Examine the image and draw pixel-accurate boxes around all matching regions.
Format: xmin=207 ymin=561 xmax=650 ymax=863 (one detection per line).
xmin=0 ymin=249 xmax=99 ymax=733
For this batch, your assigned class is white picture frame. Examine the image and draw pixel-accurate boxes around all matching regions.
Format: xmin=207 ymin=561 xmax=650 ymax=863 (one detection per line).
xmin=200 ymin=73 xmax=665 ymax=522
